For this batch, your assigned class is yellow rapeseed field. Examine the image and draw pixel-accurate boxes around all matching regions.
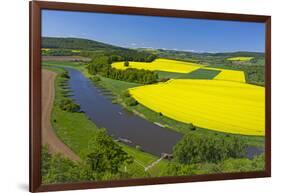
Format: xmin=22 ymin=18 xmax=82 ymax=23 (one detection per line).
xmin=213 ymin=69 xmax=246 ymax=82
xmin=41 ymin=48 xmax=51 ymax=51
xmin=71 ymin=49 xmax=81 ymax=53
xmin=203 ymin=67 xmax=246 ymax=83
xmin=129 ymin=79 xmax=264 ymax=136
xmin=112 ymin=58 xmax=203 ymax=73
xmin=227 ymin=57 xmax=254 ymax=61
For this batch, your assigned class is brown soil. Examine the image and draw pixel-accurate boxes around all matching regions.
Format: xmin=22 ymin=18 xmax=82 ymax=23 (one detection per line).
xmin=42 ymin=56 xmax=91 ymax=62
xmin=42 ymin=69 xmax=81 ymax=162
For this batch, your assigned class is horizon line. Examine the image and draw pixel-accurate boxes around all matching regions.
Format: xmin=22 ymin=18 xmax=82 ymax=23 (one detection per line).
xmin=42 ymin=36 xmax=265 ymax=54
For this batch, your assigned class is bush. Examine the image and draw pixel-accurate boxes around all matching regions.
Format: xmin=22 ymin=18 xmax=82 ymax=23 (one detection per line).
xmin=124 ymin=97 xmax=138 ymax=106
xmin=61 ymin=71 xmax=70 ymax=79
xmin=90 ymin=75 xmax=101 ymax=82
xmin=189 ymin=123 xmax=196 ymax=131
xmin=121 ymin=90 xmax=131 ymax=98
xmin=59 ymin=98 xmax=80 ymax=112
xmin=124 ymin=61 xmax=129 ymax=67
xmin=173 ymin=134 xmax=246 ymax=164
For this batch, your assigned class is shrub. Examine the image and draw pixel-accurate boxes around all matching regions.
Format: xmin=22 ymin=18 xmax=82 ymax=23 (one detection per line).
xmin=189 ymin=123 xmax=196 ymax=131
xmin=61 ymin=71 xmax=70 ymax=79
xmin=124 ymin=61 xmax=129 ymax=67
xmin=59 ymin=98 xmax=80 ymax=112
xmin=124 ymin=97 xmax=138 ymax=106
xmin=90 ymin=75 xmax=101 ymax=82
xmin=121 ymin=90 xmax=131 ymax=98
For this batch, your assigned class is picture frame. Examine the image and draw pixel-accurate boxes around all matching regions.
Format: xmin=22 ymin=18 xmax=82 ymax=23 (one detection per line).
xmin=30 ymin=1 xmax=271 ymax=192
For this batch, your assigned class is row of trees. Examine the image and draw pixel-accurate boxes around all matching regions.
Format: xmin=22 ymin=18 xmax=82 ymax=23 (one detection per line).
xmin=57 ymin=71 xmax=81 ymax=112
xmin=87 ymin=55 xmax=158 ymax=84
xmin=42 ymin=129 xmax=134 ymax=184
xmin=41 ymin=49 xmax=80 ymax=56
xmin=173 ymin=134 xmax=246 ymax=164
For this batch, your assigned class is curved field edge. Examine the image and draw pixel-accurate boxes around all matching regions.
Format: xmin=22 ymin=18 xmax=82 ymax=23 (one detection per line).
xmin=129 ymin=79 xmax=265 ymax=136
xmin=43 ymin=66 xmax=167 ymax=178
xmin=43 ymin=62 xmax=264 ymax=148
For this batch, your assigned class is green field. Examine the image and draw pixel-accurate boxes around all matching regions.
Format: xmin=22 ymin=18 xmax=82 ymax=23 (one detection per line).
xmin=157 ymin=68 xmax=221 ymax=80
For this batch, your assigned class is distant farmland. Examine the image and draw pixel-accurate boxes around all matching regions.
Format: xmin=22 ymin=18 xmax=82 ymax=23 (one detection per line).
xmin=227 ymin=57 xmax=254 ymax=61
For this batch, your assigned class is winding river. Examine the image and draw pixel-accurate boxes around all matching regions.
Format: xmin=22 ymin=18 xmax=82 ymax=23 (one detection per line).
xmin=67 ymin=68 xmax=182 ymax=156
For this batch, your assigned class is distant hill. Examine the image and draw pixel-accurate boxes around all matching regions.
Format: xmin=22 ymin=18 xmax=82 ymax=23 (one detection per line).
xmin=42 ymin=37 xmax=127 ymax=51
xmin=154 ymin=49 xmax=264 ymax=58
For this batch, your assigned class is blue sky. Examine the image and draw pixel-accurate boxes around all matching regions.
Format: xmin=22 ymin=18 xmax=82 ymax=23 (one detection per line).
xmin=42 ymin=10 xmax=265 ymax=53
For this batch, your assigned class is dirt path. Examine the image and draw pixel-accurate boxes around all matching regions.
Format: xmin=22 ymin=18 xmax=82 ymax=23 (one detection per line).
xmin=42 ymin=69 xmax=81 ymax=162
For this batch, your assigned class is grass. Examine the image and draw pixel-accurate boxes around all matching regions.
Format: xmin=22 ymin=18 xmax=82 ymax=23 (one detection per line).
xmin=119 ymin=144 xmax=168 ymax=177
xmin=157 ymin=68 xmax=221 ymax=80
xmin=98 ymin=76 xmax=141 ymax=95
xmin=43 ymin=65 xmax=167 ymax=177
xmin=129 ymin=79 xmax=265 ymax=136
xmin=203 ymin=67 xmax=246 ymax=83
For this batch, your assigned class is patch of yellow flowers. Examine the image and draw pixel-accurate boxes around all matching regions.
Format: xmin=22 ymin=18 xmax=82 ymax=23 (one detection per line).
xmin=112 ymin=58 xmax=202 ymax=73
xmin=227 ymin=57 xmax=253 ymax=61
xmin=129 ymin=79 xmax=264 ymax=136
xmin=203 ymin=67 xmax=246 ymax=82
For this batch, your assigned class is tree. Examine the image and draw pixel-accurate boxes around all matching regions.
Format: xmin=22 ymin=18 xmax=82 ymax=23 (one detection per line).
xmin=173 ymin=134 xmax=246 ymax=164
xmin=59 ymin=98 xmax=80 ymax=112
xmin=124 ymin=61 xmax=129 ymax=67
xmin=41 ymin=145 xmax=92 ymax=184
xmin=86 ymin=129 xmax=133 ymax=175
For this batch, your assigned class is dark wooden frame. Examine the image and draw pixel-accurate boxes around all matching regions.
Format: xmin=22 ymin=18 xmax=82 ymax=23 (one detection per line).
xmin=30 ymin=0 xmax=271 ymax=192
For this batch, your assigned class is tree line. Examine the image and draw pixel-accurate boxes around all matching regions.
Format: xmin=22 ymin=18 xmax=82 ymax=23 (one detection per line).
xmin=87 ymin=55 xmax=158 ymax=84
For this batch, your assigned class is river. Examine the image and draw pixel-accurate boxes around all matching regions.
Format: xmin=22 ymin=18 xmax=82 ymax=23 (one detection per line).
xmin=67 ymin=68 xmax=182 ymax=156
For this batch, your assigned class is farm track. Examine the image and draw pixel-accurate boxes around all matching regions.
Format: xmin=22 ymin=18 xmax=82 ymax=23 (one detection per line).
xmin=42 ymin=69 xmax=81 ymax=162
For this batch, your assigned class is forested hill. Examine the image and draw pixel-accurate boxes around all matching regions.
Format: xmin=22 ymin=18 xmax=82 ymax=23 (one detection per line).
xmin=42 ymin=37 xmax=127 ymax=51
xmin=42 ymin=37 xmax=158 ymax=62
